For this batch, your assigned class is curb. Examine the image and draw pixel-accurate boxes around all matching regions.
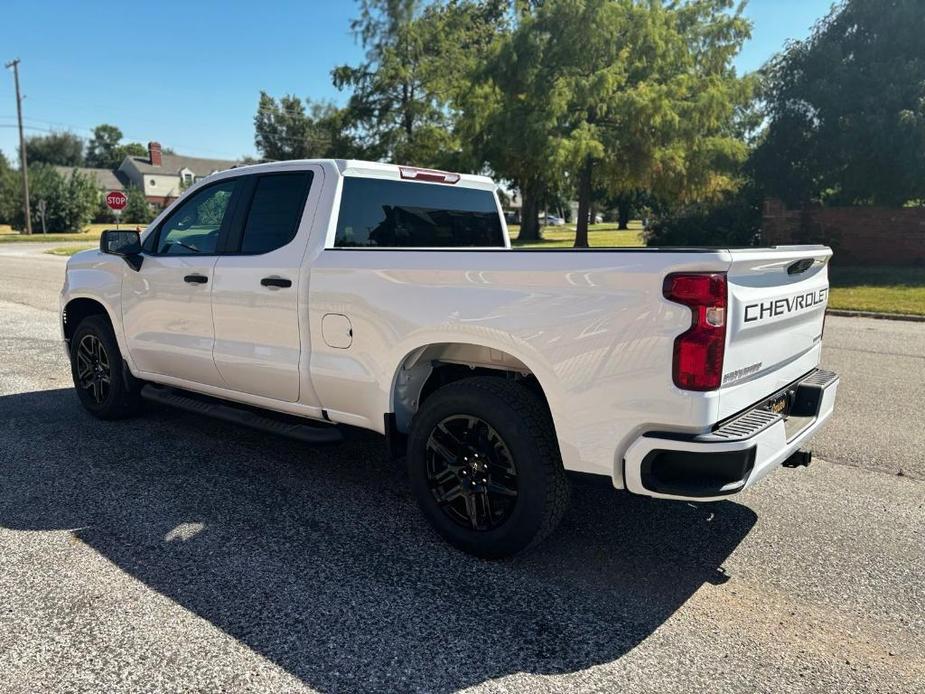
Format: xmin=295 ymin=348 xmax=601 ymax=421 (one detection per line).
xmin=826 ymin=309 xmax=925 ymax=323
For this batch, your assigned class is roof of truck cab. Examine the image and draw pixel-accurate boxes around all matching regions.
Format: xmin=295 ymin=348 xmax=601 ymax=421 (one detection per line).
xmin=334 ymin=159 xmax=496 ymax=190
xmin=221 ymin=159 xmax=497 ymax=191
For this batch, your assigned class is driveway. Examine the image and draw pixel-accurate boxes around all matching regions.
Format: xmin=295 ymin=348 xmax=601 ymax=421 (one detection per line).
xmin=0 ymin=252 xmax=922 ymax=692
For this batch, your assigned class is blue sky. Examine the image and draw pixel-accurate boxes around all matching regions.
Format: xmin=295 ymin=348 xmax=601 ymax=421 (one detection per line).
xmin=1 ymin=0 xmax=835 ymax=163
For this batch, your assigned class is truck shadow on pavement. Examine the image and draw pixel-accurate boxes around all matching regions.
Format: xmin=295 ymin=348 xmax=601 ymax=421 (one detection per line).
xmin=1 ymin=388 xmax=757 ymax=693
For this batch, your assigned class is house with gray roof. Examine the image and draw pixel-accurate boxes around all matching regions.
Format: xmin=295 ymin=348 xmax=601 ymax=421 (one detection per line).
xmin=53 ymin=166 xmax=131 ymax=192
xmin=55 ymin=142 xmax=238 ymax=211
xmin=117 ymin=142 xmax=237 ymax=207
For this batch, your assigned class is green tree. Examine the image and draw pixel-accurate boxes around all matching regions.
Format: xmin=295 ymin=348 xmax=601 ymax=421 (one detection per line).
xmin=333 ymin=0 xmax=507 ymax=167
xmin=21 ymin=131 xmax=84 ymax=167
xmin=254 ymin=92 xmax=357 ymax=160
xmin=457 ymin=4 xmax=558 ymax=241
xmin=0 ymin=151 xmax=19 ymax=225
xmin=464 ymin=1 xmax=750 ymax=244
xmin=520 ymin=0 xmax=753 ymax=247
xmin=113 ymin=142 xmax=148 ymax=163
xmin=752 ymin=0 xmax=925 ymax=206
xmin=13 ymin=165 xmax=99 ymax=232
xmin=123 ymin=185 xmax=154 ymax=224
xmin=85 ymin=124 xmax=121 ymax=168
xmin=85 ymin=124 xmax=147 ymax=169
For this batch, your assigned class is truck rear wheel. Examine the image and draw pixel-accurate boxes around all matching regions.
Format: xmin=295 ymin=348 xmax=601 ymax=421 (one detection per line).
xmin=69 ymin=315 xmax=142 ymax=420
xmin=407 ymin=377 xmax=569 ymax=558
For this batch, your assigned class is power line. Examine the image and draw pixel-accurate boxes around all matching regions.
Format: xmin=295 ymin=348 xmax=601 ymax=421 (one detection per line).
xmin=0 ymin=99 xmax=373 ymax=161
xmin=0 ymin=113 xmax=248 ymax=160
xmin=0 ymin=117 xmax=329 ymax=160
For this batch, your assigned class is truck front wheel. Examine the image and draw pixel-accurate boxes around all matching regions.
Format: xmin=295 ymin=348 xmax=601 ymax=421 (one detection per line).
xmin=407 ymin=377 xmax=569 ymax=558
xmin=69 ymin=315 xmax=142 ymax=420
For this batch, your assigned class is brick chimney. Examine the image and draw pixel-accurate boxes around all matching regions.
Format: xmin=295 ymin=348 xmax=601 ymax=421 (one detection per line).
xmin=148 ymin=141 xmax=162 ymax=167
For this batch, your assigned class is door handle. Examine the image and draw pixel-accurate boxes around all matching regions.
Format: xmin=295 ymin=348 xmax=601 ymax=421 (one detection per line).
xmin=261 ymin=277 xmax=292 ymax=288
xmin=184 ymin=274 xmax=209 ymax=284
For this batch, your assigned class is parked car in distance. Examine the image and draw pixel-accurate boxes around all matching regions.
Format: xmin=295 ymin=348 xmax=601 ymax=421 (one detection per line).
xmin=61 ymin=159 xmax=839 ymax=558
xmin=539 ymin=213 xmax=566 ymax=226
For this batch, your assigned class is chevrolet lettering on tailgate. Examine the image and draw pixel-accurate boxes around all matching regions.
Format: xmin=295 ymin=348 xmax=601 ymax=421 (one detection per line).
xmin=744 ymin=287 xmax=829 ymax=323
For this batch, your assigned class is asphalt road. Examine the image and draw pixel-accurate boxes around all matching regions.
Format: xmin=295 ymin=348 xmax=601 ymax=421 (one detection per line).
xmin=1 ymin=246 xmax=922 ymax=693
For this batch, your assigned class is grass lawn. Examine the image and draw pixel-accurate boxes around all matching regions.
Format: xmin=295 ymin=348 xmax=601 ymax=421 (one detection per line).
xmin=45 ymin=245 xmax=95 ymax=257
xmin=828 ymin=266 xmax=925 ymax=316
xmin=0 ymin=223 xmax=145 ymax=243
xmin=510 ymin=221 xmax=645 ymax=248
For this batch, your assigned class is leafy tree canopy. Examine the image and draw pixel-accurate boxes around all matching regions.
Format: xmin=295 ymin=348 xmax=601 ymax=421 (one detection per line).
xmin=85 ymin=124 xmax=147 ymax=169
xmin=469 ymin=0 xmax=752 ymax=245
xmin=0 ymin=151 xmax=19 ymax=225
xmin=333 ymin=0 xmax=508 ymax=167
xmin=254 ymin=92 xmax=357 ymax=160
xmin=752 ymin=0 xmax=925 ymax=206
xmin=123 ymin=185 xmax=155 ymax=224
xmin=12 ymin=164 xmax=99 ymax=232
xmin=22 ymin=131 xmax=84 ymax=167
xmin=548 ymin=0 xmax=750 ymax=245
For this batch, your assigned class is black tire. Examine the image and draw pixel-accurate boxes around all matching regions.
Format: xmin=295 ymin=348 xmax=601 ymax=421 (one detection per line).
xmin=69 ymin=315 xmax=142 ymax=420
xmin=407 ymin=377 xmax=570 ymax=558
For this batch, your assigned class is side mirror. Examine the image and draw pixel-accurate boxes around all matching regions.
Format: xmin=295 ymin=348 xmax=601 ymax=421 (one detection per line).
xmin=100 ymin=230 xmax=143 ymax=271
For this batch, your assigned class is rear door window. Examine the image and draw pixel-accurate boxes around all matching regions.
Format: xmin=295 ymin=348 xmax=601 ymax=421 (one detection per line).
xmin=238 ymin=172 xmax=313 ymax=254
xmin=334 ymin=177 xmax=504 ymax=248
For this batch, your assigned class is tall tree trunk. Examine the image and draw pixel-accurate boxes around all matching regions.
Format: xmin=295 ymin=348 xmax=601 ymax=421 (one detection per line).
xmin=617 ymin=204 xmax=630 ymax=230
xmin=401 ymin=81 xmax=414 ymax=159
xmin=574 ymin=157 xmax=593 ymax=248
xmin=517 ymin=177 xmax=543 ymax=242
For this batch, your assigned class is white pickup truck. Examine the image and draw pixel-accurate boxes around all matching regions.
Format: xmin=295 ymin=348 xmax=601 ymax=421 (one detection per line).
xmin=61 ymin=159 xmax=839 ymax=557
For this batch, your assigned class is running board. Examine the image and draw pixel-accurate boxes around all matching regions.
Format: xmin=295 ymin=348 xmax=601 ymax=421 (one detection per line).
xmin=140 ymin=385 xmax=343 ymax=444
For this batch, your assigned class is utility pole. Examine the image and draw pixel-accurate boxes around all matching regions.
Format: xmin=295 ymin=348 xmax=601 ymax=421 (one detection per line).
xmin=5 ymin=58 xmax=32 ymax=235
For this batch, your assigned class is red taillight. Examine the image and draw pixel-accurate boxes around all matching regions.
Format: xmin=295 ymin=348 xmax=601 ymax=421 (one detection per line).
xmin=663 ymin=272 xmax=727 ymax=391
xmin=399 ymin=166 xmax=460 ymax=184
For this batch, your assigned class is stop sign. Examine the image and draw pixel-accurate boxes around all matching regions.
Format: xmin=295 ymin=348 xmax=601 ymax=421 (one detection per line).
xmin=106 ymin=190 xmax=127 ymax=210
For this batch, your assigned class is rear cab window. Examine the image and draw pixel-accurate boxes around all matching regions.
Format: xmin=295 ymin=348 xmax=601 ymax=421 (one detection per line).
xmin=333 ymin=177 xmax=505 ymax=248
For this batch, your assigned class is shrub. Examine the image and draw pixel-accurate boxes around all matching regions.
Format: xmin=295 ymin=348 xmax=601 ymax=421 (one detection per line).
xmin=123 ymin=185 xmax=155 ymax=224
xmin=9 ymin=165 xmax=99 ymax=232
xmin=645 ymin=190 xmax=762 ymax=247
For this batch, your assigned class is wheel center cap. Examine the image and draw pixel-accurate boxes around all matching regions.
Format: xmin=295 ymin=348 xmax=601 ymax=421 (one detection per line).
xmin=456 ymin=451 xmax=488 ymax=489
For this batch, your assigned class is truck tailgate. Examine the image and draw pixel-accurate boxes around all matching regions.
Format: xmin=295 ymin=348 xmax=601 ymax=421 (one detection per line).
xmin=719 ymin=246 xmax=832 ymax=419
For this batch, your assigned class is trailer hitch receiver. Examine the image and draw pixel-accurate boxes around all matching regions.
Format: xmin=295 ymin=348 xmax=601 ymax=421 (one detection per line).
xmin=782 ymin=449 xmax=812 ymax=468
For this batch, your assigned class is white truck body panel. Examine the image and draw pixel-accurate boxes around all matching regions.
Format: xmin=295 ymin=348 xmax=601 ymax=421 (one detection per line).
xmin=308 ymin=247 xmax=733 ymax=476
xmin=61 ymin=159 xmax=838 ymax=501
xmin=121 ymin=254 xmax=223 ymax=386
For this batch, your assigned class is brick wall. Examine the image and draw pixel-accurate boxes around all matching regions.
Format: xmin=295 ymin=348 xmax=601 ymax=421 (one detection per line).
xmin=762 ymin=198 xmax=925 ymax=266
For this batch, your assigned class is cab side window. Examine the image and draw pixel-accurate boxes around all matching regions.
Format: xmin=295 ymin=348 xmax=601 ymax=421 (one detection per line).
xmin=334 ymin=177 xmax=504 ymax=248
xmin=238 ymin=172 xmax=313 ymax=254
xmin=156 ymin=179 xmax=237 ymax=255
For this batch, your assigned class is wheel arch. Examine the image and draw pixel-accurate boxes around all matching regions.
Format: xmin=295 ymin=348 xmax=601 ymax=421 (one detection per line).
xmin=389 ymin=341 xmax=560 ymax=441
xmin=62 ymin=297 xmax=132 ymax=374
xmin=62 ymin=297 xmax=114 ymax=343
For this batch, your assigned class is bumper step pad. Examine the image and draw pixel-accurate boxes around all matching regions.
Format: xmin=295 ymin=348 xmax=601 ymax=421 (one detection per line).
xmin=697 ymin=368 xmax=839 ymax=444
xmin=696 ymin=409 xmax=782 ymax=443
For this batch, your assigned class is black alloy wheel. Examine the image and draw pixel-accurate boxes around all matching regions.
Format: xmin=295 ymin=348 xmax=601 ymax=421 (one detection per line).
xmin=407 ymin=377 xmax=570 ymax=558
xmin=75 ymin=333 xmax=111 ymax=405
xmin=425 ymin=414 xmax=519 ymax=531
xmin=69 ymin=314 xmax=142 ymax=419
